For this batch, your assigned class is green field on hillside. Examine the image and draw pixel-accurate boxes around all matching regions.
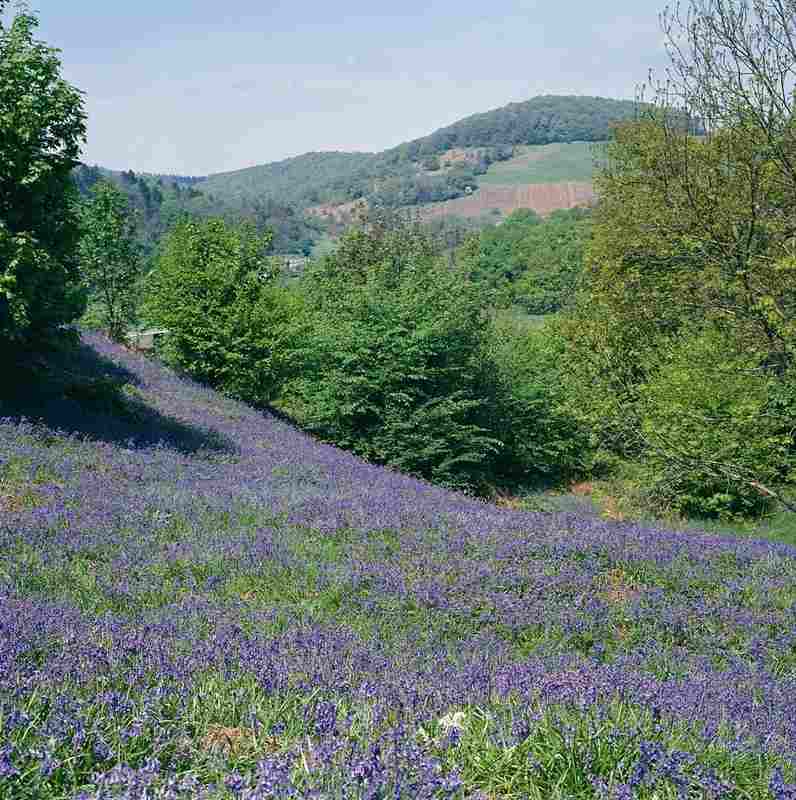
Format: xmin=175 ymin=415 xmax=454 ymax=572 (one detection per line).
xmin=478 ymin=141 xmax=600 ymax=185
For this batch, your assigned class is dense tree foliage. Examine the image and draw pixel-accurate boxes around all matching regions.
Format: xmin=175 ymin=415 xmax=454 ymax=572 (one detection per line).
xmin=288 ymin=215 xmax=501 ymax=490
xmin=277 ymin=211 xmax=584 ymax=492
xmin=0 ymin=3 xmax=86 ymax=342
xmin=143 ymin=219 xmax=305 ymax=405
xmin=564 ymin=88 xmax=796 ymax=517
xmin=456 ymin=207 xmax=591 ymax=311
xmin=198 ymin=150 xmax=488 ymax=212
xmin=390 ymin=95 xmax=641 ymax=156
xmin=78 ymin=181 xmax=141 ymax=340
xmin=487 ymin=314 xmax=591 ymax=485
xmin=72 ymin=165 xmax=324 ymax=258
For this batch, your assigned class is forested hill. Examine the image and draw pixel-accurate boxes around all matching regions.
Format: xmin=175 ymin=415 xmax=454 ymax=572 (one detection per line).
xmin=72 ymin=164 xmax=324 ymax=256
xmin=74 ymin=95 xmax=639 ymax=252
xmin=384 ymin=95 xmax=640 ymax=156
xmin=197 ymin=95 xmax=639 ymax=210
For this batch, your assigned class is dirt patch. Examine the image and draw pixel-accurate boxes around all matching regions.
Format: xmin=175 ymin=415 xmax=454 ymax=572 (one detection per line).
xmin=201 ymin=725 xmax=279 ymax=757
xmin=598 ymin=568 xmax=643 ymax=604
xmin=601 ymin=496 xmax=626 ymax=522
xmin=493 ymin=491 xmax=524 ymax=510
xmin=305 ymin=199 xmax=366 ymax=224
xmin=420 ymin=182 xmax=596 ymax=220
xmin=304 ymin=179 xmax=595 ymax=227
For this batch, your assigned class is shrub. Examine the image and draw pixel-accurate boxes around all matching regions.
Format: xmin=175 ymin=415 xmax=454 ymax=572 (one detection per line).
xmin=289 ymin=215 xmax=501 ymax=491
xmin=144 ymin=219 xmax=306 ymax=405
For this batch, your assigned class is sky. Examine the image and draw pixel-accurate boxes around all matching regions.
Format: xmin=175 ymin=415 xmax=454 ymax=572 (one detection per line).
xmin=18 ymin=0 xmax=671 ymax=176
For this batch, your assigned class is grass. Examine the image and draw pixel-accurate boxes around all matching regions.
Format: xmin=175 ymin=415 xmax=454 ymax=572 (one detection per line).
xmin=0 ymin=332 xmax=795 ymax=799
xmin=478 ymin=142 xmax=599 ymax=186
xmin=512 ymin=478 xmax=796 ymax=548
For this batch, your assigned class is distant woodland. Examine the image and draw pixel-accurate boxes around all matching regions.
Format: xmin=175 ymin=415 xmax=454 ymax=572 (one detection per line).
xmin=72 ymin=95 xmax=638 ymax=256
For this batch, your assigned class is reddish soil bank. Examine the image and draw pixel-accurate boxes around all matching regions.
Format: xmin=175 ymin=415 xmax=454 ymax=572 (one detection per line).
xmin=421 ymin=181 xmax=596 ymax=219
xmin=305 ymin=181 xmax=595 ymax=226
xmin=305 ymin=199 xmax=365 ymax=223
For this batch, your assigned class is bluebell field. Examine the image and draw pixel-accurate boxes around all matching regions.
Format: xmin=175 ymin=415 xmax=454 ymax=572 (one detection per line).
xmin=1 ymin=332 xmax=795 ymax=799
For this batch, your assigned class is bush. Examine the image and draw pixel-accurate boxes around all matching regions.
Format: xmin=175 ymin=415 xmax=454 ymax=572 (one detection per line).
xmin=288 ymin=216 xmax=502 ymax=491
xmin=144 ymin=218 xmax=306 ymax=405
xmin=637 ymin=328 xmax=795 ymax=519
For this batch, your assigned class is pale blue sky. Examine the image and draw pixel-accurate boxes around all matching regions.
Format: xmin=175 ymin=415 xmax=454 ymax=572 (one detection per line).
xmin=20 ymin=1 xmax=669 ymax=175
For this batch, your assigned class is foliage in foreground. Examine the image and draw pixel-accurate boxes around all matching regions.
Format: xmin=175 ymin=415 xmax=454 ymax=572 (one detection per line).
xmin=0 ymin=332 xmax=795 ymax=799
xmin=0 ymin=2 xmax=87 ymax=342
xmin=564 ymin=68 xmax=796 ymax=519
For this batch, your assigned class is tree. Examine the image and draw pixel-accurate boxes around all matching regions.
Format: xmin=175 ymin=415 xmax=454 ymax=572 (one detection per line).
xmin=78 ymin=181 xmax=141 ymax=340
xmin=291 ymin=211 xmax=503 ymax=491
xmin=562 ymin=0 xmax=796 ymax=516
xmin=144 ymin=218 xmax=304 ymax=406
xmin=0 ymin=1 xmax=87 ymax=342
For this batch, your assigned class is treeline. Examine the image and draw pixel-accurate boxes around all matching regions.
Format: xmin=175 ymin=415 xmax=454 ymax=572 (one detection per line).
xmin=384 ymin=95 xmax=641 ymax=158
xmin=137 ymin=206 xmax=590 ymax=494
xmin=143 ymin=211 xmax=583 ymax=491
xmin=73 ymin=164 xmax=324 ymax=256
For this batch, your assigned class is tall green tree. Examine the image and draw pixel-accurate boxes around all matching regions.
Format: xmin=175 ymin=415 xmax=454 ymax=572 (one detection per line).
xmin=144 ymin=218 xmax=304 ymax=405
xmin=78 ymin=181 xmax=140 ymax=341
xmin=0 ymin=1 xmax=86 ymax=342
xmin=563 ymin=0 xmax=796 ymax=517
xmin=291 ymin=212 xmax=503 ymax=491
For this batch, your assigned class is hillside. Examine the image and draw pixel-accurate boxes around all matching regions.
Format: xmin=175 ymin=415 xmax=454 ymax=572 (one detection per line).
xmin=74 ymin=97 xmax=636 ymax=254
xmin=76 ymin=97 xmax=634 ymax=251
xmin=1 ymin=332 xmax=795 ymax=797
xmin=197 ymin=95 xmax=638 ymax=212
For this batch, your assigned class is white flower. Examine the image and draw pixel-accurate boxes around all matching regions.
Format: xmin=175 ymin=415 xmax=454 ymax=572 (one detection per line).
xmin=438 ymin=711 xmax=467 ymax=733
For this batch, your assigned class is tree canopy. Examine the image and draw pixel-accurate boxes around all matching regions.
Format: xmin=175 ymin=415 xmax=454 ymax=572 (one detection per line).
xmin=0 ymin=2 xmax=86 ymax=342
xmin=562 ymin=0 xmax=796 ymax=517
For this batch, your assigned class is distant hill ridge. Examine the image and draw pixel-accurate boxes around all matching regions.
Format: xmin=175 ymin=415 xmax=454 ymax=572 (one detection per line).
xmin=196 ymin=95 xmax=640 ymax=210
xmin=76 ymin=95 xmax=640 ymax=251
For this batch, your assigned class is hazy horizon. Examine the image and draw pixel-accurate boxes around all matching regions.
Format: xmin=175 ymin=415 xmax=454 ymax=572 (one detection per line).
xmin=17 ymin=1 xmax=670 ymax=175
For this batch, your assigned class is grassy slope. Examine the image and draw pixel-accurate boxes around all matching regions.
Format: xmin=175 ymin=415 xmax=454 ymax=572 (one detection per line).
xmin=1 ymin=333 xmax=795 ymax=799
xmin=478 ymin=142 xmax=598 ymax=186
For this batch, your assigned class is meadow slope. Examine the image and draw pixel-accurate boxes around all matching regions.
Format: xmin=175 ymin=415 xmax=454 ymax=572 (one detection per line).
xmin=1 ymin=333 xmax=796 ymax=799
